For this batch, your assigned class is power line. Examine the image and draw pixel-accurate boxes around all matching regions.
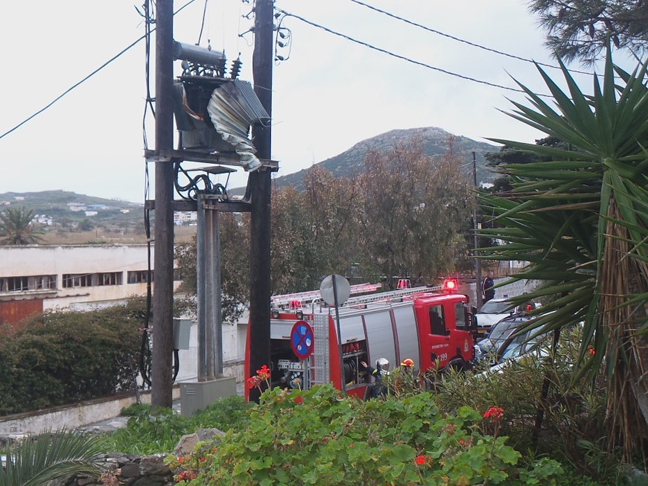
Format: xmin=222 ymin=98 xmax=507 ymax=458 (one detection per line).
xmin=0 ymin=0 xmax=198 ymax=142
xmin=347 ymin=0 xmax=593 ymax=76
xmin=276 ymin=9 xmax=536 ymax=95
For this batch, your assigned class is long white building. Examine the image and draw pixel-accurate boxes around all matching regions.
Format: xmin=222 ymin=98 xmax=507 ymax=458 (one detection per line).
xmin=0 ymin=244 xmax=180 ymax=320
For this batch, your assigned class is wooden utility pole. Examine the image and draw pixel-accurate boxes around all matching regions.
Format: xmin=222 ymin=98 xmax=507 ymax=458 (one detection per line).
xmin=152 ymin=0 xmax=175 ymax=408
xmin=472 ymin=151 xmax=483 ymax=308
xmin=248 ymin=0 xmax=273 ymax=403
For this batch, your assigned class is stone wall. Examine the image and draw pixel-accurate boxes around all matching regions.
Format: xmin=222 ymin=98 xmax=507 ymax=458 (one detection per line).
xmin=55 ymin=453 xmax=175 ymax=486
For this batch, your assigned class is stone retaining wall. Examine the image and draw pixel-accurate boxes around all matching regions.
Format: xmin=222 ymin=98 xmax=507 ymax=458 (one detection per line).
xmin=52 ymin=453 xmax=175 ymax=486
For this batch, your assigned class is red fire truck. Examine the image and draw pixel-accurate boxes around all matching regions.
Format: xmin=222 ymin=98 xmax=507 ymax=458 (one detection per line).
xmin=244 ymin=280 xmax=477 ymax=400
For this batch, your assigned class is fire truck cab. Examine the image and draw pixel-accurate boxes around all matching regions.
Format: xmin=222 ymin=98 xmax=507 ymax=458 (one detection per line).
xmin=245 ymin=282 xmax=477 ymax=400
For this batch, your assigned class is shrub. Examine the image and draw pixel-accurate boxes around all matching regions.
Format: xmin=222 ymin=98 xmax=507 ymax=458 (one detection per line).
xmin=435 ymin=326 xmax=616 ymax=480
xmin=0 ymin=298 xmax=146 ymax=415
xmin=168 ymin=385 xmax=563 ymax=485
xmin=97 ymin=395 xmax=253 ymax=455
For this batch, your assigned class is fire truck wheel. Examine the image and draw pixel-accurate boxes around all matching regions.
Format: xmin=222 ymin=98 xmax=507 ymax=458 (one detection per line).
xmin=445 ymin=360 xmax=465 ymax=374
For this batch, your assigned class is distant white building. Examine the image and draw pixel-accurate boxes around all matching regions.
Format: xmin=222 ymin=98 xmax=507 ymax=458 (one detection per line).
xmin=68 ymin=203 xmax=87 ymax=212
xmin=34 ymin=214 xmax=53 ymax=226
xmin=0 ymin=245 xmax=181 ymax=321
xmin=84 ymin=211 xmax=98 ymax=217
xmin=174 ymin=212 xmax=198 ymax=226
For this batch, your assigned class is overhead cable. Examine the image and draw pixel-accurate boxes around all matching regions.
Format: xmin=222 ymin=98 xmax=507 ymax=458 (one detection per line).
xmin=276 ymin=9 xmax=540 ymax=95
xmin=347 ymin=0 xmax=593 ymax=76
xmin=0 ymin=0 xmax=198 ymax=142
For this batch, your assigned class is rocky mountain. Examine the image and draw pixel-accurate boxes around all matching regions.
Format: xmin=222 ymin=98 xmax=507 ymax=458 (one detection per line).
xmin=258 ymin=127 xmax=500 ymax=193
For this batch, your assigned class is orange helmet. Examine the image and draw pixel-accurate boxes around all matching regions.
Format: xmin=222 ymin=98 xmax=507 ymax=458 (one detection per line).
xmin=401 ymin=358 xmax=414 ymax=368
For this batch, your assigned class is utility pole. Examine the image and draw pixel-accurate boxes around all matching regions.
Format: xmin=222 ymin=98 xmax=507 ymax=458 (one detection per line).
xmin=248 ymin=0 xmax=273 ymax=403
xmin=151 ymin=0 xmax=175 ymax=408
xmin=472 ymin=151 xmax=483 ymax=308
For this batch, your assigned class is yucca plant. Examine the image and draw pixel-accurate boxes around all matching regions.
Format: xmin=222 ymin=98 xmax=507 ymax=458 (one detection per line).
xmin=0 ymin=429 xmax=103 ymax=486
xmin=479 ymin=48 xmax=648 ymax=461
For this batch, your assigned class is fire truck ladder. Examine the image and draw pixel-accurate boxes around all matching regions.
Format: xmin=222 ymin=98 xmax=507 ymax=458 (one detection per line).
xmin=270 ymin=283 xmax=382 ymax=308
xmin=342 ymin=285 xmax=443 ymax=307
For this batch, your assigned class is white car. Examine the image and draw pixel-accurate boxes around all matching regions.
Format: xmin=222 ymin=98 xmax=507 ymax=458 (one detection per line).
xmin=475 ymin=298 xmax=519 ymax=337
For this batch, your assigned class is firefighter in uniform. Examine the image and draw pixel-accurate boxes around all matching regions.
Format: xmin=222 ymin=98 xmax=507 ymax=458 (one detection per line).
xmin=482 ymin=271 xmax=495 ymax=303
xmin=361 ymin=358 xmax=389 ymax=399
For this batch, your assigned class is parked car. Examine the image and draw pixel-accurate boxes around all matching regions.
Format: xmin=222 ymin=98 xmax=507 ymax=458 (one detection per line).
xmin=475 ymin=297 xmax=537 ymax=338
xmin=473 ymin=314 xmax=533 ymax=363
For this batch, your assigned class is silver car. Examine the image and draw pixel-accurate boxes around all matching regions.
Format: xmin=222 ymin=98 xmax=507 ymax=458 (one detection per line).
xmin=475 ymin=298 xmax=519 ymax=338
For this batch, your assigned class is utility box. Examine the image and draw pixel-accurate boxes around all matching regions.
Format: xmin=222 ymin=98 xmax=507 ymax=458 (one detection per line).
xmin=173 ymin=318 xmax=192 ymax=351
xmin=180 ymin=377 xmax=237 ymax=417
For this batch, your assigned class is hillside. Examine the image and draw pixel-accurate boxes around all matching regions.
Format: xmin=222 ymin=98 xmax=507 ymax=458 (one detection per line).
xmin=238 ymin=127 xmax=499 ymax=193
xmin=0 ymin=190 xmax=144 ymax=237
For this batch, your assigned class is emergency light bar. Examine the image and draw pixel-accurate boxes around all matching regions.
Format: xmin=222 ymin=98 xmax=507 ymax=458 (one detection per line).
xmin=442 ymin=278 xmax=458 ymax=292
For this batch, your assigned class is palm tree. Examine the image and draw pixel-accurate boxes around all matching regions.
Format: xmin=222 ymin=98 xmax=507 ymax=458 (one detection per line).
xmin=479 ymin=50 xmax=648 ymax=461
xmin=0 ymin=429 xmax=103 ymax=485
xmin=0 ymin=206 xmax=44 ymax=245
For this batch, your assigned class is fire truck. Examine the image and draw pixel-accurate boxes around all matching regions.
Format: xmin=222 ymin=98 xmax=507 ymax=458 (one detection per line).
xmin=244 ymin=280 xmax=478 ymax=400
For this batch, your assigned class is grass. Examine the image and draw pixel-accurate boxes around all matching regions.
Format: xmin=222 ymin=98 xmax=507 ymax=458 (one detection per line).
xmin=94 ymin=395 xmax=253 ymax=455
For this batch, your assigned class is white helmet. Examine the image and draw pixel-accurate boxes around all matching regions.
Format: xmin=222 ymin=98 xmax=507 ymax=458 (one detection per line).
xmin=376 ymin=358 xmax=389 ymax=372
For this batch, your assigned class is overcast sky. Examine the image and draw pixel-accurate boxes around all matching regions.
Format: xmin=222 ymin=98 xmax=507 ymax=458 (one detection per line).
xmin=0 ymin=0 xmax=632 ymax=203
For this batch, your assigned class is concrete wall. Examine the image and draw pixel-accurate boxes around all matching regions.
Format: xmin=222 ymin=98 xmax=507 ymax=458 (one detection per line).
xmin=0 ymin=389 xmax=177 ymax=439
xmin=175 ymin=320 xmax=246 ymax=383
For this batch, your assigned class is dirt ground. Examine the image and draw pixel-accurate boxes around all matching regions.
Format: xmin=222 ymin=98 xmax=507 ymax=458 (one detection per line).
xmin=40 ymin=225 xmax=197 ymax=245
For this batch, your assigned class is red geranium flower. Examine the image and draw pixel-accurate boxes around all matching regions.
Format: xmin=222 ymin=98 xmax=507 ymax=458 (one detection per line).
xmin=483 ymin=406 xmax=504 ymax=421
xmin=257 ymin=364 xmax=271 ymax=380
xmin=415 ymin=455 xmax=430 ymax=465
xmin=247 ymin=375 xmax=262 ymax=389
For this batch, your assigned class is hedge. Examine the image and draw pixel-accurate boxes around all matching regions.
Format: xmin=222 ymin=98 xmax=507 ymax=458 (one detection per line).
xmin=0 ymin=298 xmax=148 ymax=416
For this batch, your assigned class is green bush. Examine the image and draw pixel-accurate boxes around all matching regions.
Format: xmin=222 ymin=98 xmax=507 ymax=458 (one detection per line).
xmin=97 ymin=395 xmax=253 ymax=455
xmin=434 ymin=327 xmax=616 ymax=481
xmin=0 ymin=298 xmax=147 ymax=416
xmin=167 ymin=385 xmax=564 ymax=485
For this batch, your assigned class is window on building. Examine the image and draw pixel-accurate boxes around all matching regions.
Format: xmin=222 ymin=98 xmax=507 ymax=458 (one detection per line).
xmin=63 ymin=272 xmax=123 ymax=288
xmin=63 ymin=274 xmax=93 ymax=288
xmin=128 ymin=270 xmax=152 ymax=284
xmin=0 ymin=275 xmax=57 ymax=292
xmin=97 ymin=272 xmax=123 ymax=286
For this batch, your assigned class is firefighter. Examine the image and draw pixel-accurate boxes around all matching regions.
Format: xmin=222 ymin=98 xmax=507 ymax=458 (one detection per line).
xmin=482 ymin=271 xmax=495 ymax=303
xmin=401 ymin=358 xmax=414 ymax=368
xmin=395 ymin=358 xmax=420 ymax=393
xmin=361 ymin=358 xmax=389 ymax=399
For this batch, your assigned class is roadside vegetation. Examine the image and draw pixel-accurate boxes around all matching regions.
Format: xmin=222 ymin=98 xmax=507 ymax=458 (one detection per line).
xmin=100 ymin=330 xmax=623 ymax=485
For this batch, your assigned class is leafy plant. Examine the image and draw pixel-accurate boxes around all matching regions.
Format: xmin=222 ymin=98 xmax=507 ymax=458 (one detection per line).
xmin=168 ymin=385 xmax=563 ymax=485
xmin=96 ymin=395 xmax=253 ymax=455
xmin=479 ymin=47 xmax=648 ymax=460
xmin=0 ymin=430 xmax=103 ymax=486
xmin=0 ymin=298 xmax=146 ymax=415
xmin=0 ymin=206 xmax=44 ymax=245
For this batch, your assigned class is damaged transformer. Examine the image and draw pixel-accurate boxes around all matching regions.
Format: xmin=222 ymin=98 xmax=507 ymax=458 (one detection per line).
xmin=172 ymin=41 xmax=270 ymax=172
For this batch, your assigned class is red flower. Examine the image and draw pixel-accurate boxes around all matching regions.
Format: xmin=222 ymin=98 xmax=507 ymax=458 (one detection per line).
xmin=415 ymin=455 xmax=430 ymax=465
xmin=247 ymin=375 xmax=261 ymax=389
xmin=257 ymin=364 xmax=271 ymax=380
xmin=293 ymin=395 xmax=303 ymax=404
xmin=483 ymin=406 xmax=504 ymax=421
xmin=458 ymin=438 xmax=472 ymax=448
